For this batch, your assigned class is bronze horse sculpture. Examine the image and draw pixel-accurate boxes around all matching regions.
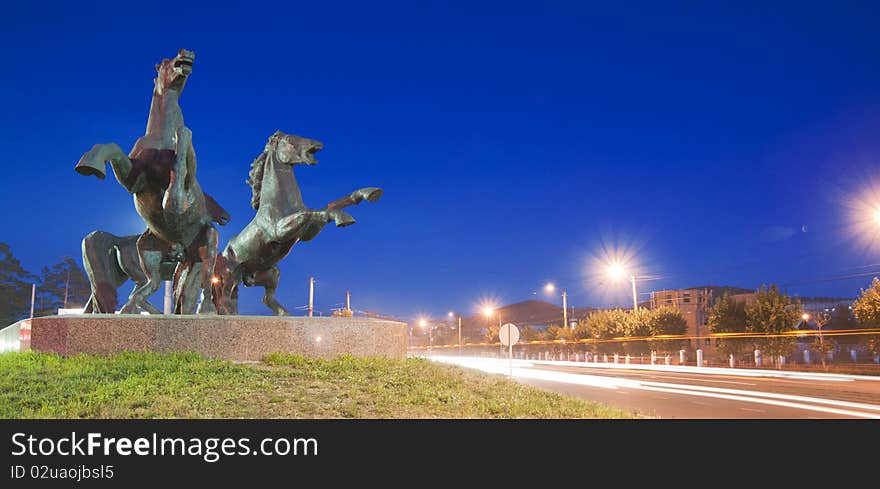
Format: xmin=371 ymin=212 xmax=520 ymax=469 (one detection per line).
xmin=74 ymin=49 xmax=229 ymax=314
xmin=208 ymin=131 xmax=382 ymax=315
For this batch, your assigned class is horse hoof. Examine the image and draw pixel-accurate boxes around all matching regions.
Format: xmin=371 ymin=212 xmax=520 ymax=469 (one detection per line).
xmin=75 ymin=146 xmax=108 ymax=179
xmin=360 ymin=187 xmax=383 ymax=203
xmin=332 ymin=210 xmax=355 ymax=227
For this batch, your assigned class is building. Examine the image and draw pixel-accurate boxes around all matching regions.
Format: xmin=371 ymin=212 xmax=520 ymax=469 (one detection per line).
xmin=650 ymin=288 xmax=713 ymax=350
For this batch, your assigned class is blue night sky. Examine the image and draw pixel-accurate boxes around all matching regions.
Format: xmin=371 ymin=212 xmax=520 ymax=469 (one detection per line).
xmin=2 ymin=2 xmax=880 ymax=320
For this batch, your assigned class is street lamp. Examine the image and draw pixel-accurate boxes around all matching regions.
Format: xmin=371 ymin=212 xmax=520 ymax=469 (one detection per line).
xmin=605 ymin=261 xmax=639 ymax=311
xmin=419 ymin=318 xmax=431 ymax=352
xmin=449 ymin=311 xmax=462 ymax=357
xmin=544 ymin=282 xmax=570 ymax=329
xmin=482 ymin=305 xmax=504 ymax=356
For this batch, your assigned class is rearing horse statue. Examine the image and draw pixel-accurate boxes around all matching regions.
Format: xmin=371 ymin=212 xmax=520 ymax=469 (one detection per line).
xmin=209 ymin=131 xmax=382 ymax=315
xmin=74 ymin=49 xmax=229 ymax=314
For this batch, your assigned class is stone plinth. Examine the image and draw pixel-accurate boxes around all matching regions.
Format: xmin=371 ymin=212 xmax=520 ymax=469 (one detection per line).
xmin=24 ymin=315 xmax=408 ymax=361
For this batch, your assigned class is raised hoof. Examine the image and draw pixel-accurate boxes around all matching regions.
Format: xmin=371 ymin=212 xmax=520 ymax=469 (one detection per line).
xmin=75 ymin=146 xmax=108 ymax=179
xmin=332 ymin=209 xmax=355 ymax=227
xmin=358 ymin=187 xmax=383 ymax=203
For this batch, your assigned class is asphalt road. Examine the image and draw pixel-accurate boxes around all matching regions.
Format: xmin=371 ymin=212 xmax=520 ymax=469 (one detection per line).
xmin=429 ymin=356 xmax=880 ymax=418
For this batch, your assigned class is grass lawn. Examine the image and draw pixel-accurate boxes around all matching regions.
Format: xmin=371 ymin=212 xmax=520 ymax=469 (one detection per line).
xmin=0 ymin=351 xmax=635 ymax=419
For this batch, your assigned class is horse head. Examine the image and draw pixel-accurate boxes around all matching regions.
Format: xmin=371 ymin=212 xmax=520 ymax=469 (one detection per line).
xmin=154 ymin=49 xmax=195 ymax=96
xmin=268 ymin=130 xmax=323 ymax=167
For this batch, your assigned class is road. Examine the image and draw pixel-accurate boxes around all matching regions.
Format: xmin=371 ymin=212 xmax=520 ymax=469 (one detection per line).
xmin=428 ymin=356 xmax=880 ymax=418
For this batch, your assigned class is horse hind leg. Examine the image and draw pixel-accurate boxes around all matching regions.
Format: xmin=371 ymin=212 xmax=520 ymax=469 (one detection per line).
xmin=195 ymin=226 xmax=219 ymax=315
xmin=120 ymin=232 xmax=163 ymax=314
xmin=255 ymin=266 xmax=288 ymax=316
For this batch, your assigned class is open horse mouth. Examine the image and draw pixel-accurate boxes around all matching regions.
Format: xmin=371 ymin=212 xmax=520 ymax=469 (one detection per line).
xmin=173 ymin=50 xmax=195 ymax=75
xmin=304 ymin=145 xmax=322 ymax=165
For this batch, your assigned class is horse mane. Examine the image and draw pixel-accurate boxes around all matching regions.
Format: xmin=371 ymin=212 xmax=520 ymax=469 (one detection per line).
xmin=246 ymin=151 xmax=268 ymax=210
xmin=246 ymin=131 xmax=285 ymax=210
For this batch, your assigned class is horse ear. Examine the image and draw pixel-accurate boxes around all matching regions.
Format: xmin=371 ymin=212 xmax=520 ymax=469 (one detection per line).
xmin=155 ymin=63 xmax=161 ymax=71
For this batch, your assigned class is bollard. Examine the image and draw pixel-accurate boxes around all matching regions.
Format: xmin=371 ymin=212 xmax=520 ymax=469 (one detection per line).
xmin=613 ymin=353 xmax=619 ymax=364
xmin=665 ymin=355 xmax=671 ymax=365
xmin=696 ymin=349 xmax=703 ymax=368
xmin=650 ymin=351 xmax=656 ymax=365
xmin=603 ymin=354 xmax=608 ymax=363
xmin=625 ymin=355 xmax=630 ymax=364
xmin=804 ymin=350 xmax=811 ymax=365
xmin=851 ymin=349 xmax=857 ymax=363
xmin=729 ymin=353 xmax=735 ymax=368
xmin=679 ymin=349 xmax=686 ymax=365
xmin=754 ymin=349 xmax=762 ymax=367
xmin=874 ymin=355 xmax=879 ymax=364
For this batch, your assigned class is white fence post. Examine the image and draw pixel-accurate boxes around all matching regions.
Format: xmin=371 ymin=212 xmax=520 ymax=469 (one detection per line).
xmin=679 ymin=349 xmax=686 ymax=365
xmin=754 ymin=349 xmax=762 ymax=367
xmin=729 ymin=353 xmax=735 ymax=368
xmin=696 ymin=349 xmax=703 ymax=368
xmin=803 ymin=350 xmax=811 ymax=364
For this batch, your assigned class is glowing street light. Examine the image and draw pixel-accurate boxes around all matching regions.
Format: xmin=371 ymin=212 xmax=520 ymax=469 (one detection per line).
xmin=604 ymin=261 xmax=639 ymax=311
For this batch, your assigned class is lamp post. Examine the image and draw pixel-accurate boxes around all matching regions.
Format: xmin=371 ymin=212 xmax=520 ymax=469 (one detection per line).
xmin=544 ymin=283 xmax=570 ymax=329
xmin=449 ymin=311 xmax=462 ymax=357
xmin=419 ymin=318 xmax=431 ymax=353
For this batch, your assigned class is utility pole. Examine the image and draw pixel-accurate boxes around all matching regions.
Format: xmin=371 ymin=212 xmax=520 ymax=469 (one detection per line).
xmin=63 ymin=269 xmax=70 ymax=309
xmin=562 ymin=290 xmax=569 ymax=329
xmin=346 ymin=290 xmax=351 ymax=314
xmin=30 ymin=283 xmax=35 ymax=319
xmin=308 ymin=277 xmax=315 ymax=317
xmin=631 ymin=275 xmax=638 ymax=311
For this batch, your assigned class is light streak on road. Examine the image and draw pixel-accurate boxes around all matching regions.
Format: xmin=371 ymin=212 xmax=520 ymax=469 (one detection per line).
xmin=430 ymin=356 xmax=880 ymax=419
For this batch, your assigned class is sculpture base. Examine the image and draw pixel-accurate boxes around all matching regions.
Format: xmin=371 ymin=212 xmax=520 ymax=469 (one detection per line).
xmin=18 ymin=315 xmax=408 ymax=361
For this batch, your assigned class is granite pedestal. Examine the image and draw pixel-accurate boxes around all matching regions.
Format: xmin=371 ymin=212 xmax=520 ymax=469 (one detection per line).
xmin=17 ymin=315 xmax=408 ymax=361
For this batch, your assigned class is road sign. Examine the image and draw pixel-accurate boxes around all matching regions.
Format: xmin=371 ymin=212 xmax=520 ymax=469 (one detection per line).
xmin=499 ymin=323 xmax=519 ymax=346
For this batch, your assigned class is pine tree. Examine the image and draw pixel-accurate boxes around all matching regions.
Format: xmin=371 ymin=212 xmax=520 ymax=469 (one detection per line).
xmin=0 ymin=243 xmax=35 ymax=326
xmin=35 ymin=256 xmax=90 ymax=316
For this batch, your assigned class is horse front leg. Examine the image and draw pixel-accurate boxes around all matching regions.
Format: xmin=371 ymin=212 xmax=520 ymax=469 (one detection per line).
xmin=195 ymin=226 xmax=218 ymax=315
xmin=120 ymin=231 xmax=164 ymax=314
xmin=326 ymin=187 xmax=383 ymax=210
xmin=276 ymin=210 xmax=338 ymax=243
xmin=254 ymin=266 xmax=288 ymax=316
xmin=163 ymin=126 xmax=192 ymax=217
xmin=75 ymin=143 xmax=141 ymax=192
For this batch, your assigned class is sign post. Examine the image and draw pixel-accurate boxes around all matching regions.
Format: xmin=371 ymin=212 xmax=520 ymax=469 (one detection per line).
xmin=499 ymin=323 xmax=520 ymax=378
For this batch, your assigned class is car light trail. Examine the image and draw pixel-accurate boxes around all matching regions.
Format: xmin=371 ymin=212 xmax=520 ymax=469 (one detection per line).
xmin=431 ymin=356 xmax=880 ymax=419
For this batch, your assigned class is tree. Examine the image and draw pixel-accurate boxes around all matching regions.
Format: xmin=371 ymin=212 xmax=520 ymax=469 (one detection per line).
xmin=0 ymin=243 xmax=35 ymax=326
xmin=622 ymin=308 xmax=652 ymax=356
xmin=850 ymin=277 xmax=880 ymax=360
xmin=745 ymin=285 xmax=801 ymax=367
xmin=484 ymin=322 xmax=500 ymax=343
xmin=648 ymin=306 xmax=688 ymax=353
xmin=707 ymin=292 xmax=749 ymax=361
xmin=585 ymin=309 xmax=627 ymax=354
xmin=35 ymin=257 xmax=90 ymax=316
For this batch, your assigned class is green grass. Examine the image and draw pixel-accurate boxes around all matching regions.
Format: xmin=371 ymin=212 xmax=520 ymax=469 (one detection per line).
xmin=0 ymin=351 xmax=634 ymax=419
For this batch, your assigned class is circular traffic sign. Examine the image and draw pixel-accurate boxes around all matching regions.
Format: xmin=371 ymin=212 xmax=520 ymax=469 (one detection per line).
xmin=499 ymin=323 xmax=520 ymax=346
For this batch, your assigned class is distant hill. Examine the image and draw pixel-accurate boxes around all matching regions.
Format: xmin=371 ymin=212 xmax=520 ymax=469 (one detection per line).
xmin=457 ymin=300 xmax=597 ymax=338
